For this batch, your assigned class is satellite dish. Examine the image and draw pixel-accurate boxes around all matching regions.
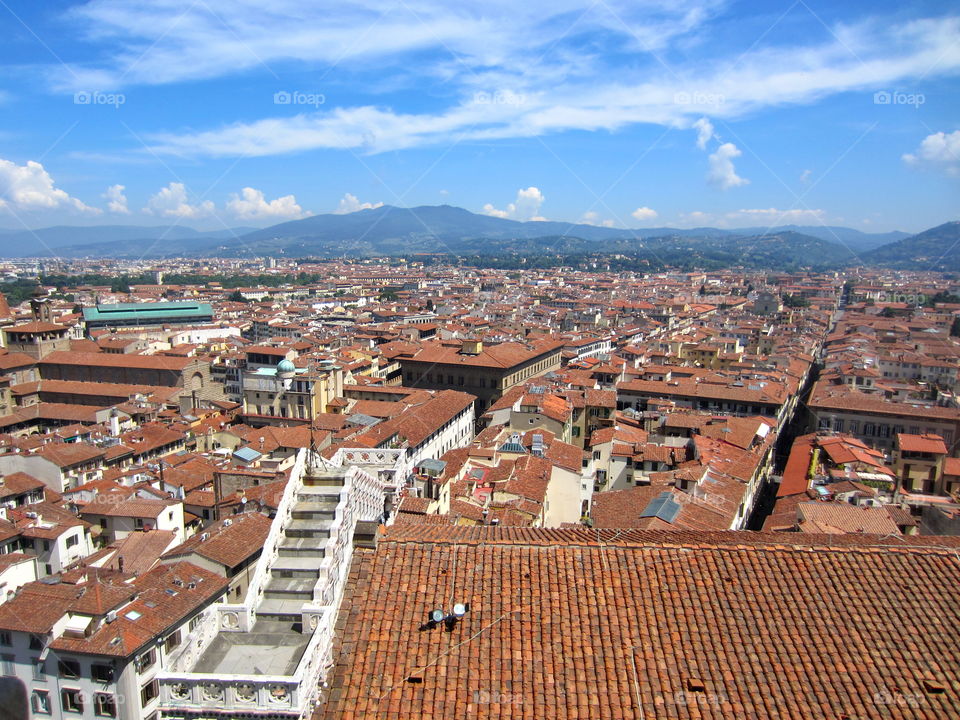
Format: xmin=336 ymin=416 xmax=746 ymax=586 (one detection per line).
xmin=430 ymin=609 xmax=444 ymax=624
xmin=240 ymin=496 xmax=248 ymax=504
xmin=452 ymin=603 xmax=467 ymax=618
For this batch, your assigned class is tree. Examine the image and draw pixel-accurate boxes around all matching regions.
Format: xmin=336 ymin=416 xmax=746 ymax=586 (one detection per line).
xmin=228 ymin=290 xmax=248 ymax=303
xmin=110 ymin=278 xmax=131 ymax=294
xmin=951 ymin=316 xmax=960 ymax=337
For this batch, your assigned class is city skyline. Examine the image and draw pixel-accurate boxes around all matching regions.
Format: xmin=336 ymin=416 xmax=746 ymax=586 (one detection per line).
xmin=0 ymin=0 xmax=957 ymax=234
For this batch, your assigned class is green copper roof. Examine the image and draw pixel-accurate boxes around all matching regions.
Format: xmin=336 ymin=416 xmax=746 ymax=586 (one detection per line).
xmin=83 ymin=301 xmax=213 ymax=322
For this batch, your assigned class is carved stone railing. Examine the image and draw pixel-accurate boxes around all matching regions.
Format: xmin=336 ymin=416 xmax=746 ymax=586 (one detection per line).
xmin=159 ymin=674 xmax=302 ymax=714
xmin=164 ymin=603 xmax=222 ymax=673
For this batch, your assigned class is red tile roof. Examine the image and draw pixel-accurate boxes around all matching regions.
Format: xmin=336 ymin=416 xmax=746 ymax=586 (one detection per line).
xmin=897 ymin=433 xmax=948 ymax=455
xmin=320 ymin=528 xmax=960 ymax=720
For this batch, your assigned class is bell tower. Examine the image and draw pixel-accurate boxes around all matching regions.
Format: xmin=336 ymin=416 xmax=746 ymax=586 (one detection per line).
xmin=29 ymin=280 xmax=53 ymax=323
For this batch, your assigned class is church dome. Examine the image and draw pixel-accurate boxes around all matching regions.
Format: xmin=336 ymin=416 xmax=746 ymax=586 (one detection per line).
xmin=277 ymin=359 xmax=296 ymax=373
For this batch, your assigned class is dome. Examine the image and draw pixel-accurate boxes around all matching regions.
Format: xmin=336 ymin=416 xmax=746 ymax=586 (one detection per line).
xmin=277 ymin=359 xmax=296 ymax=374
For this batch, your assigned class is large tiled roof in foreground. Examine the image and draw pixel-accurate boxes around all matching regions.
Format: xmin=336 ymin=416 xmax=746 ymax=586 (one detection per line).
xmin=319 ymin=527 xmax=960 ymax=720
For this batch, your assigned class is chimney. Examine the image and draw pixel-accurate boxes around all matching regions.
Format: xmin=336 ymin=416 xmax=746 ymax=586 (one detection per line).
xmin=460 ymin=338 xmax=483 ymax=355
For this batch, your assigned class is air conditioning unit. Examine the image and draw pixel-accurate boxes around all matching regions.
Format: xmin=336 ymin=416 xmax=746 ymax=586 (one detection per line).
xmin=105 ymin=610 xmax=117 ymax=623
xmin=222 ymin=519 xmax=232 ymax=527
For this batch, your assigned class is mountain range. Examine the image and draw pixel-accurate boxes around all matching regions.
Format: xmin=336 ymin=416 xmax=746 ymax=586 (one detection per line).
xmin=0 ymin=204 xmax=953 ymax=271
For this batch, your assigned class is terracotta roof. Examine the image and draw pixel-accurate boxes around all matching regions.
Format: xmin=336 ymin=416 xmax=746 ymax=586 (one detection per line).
xmin=320 ymin=528 xmax=960 ymax=720
xmin=897 ymin=433 xmax=948 ymax=455
xmin=0 ymin=471 xmax=45 ymax=498
xmin=40 ymin=350 xmax=194 ymax=371
xmin=162 ymin=512 xmax=270 ymax=569
xmin=402 ymin=338 xmax=564 ymax=369
xmin=6 ymin=321 xmax=69 ymax=333
xmin=796 ymin=502 xmax=902 ymax=535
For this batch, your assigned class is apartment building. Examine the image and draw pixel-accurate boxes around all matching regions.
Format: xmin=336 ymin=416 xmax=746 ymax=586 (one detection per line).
xmin=0 ymin=561 xmax=227 ymax=720
xmin=396 ymin=338 xmax=564 ymax=413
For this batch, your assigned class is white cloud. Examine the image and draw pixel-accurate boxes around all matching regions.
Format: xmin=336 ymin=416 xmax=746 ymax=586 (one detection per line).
xmin=693 ymin=117 xmax=715 ymax=150
xmin=799 ymin=169 xmax=812 ymax=184
xmin=144 ymin=182 xmax=214 ymax=219
xmin=903 ymin=130 xmax=960 ymax=176
xmin=0 ymin=159 xmax=100 ymax=215
xmin=55 ymin=1 xmax=723 ymax=91
xmin=134 ymin=14 xmax=960 ymax=158
xmin=334 ymin=193 xmax=383 ymax=214
xmin=102 ymin=184 xmax=129 ymax=214
xmin=482 ymin=187 xmax=546 ymax=221
xmin=227 ymin=187 xmax=310 ymax=221
xmin=707 ymin=142 xmax=749 ymax=190
xmin=580 ymin=210 xmax=615 ymax=227
xmin=631 ymin=206 xmax=659 ymax=222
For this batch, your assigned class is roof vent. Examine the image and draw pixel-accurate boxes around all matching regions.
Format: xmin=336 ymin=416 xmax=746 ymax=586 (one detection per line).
xmin=685 ymin=678 xmax=706 ymax=692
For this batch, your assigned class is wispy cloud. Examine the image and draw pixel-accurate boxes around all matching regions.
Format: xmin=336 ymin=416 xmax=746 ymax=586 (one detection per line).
xmin=46 ymin=3 xmax=958 ymax=159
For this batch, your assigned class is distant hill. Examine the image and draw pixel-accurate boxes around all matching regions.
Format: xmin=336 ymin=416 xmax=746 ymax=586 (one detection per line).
xmin=862 ymin=221 xmax=960 ymax=270
xmin=0 ymin=225 xmax=257 ymax=257
xmin=736 ymin=225 xmax=908 ymax=252
xmin=0 ymin=204 xmax=933 ymax=271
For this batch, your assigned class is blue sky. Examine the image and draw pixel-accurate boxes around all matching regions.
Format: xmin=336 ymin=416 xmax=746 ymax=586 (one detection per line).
xmin=0 ymin=0 xmax=957 ymax=233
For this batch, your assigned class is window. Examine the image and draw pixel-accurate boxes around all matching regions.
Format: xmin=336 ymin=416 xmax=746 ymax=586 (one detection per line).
xmin=134 ymin=518 xmax=145 ymax=530
xmin=141 ymin=678 xmax=159 ymax=706
xmin=32 ymin=690 xmax=51 ymax=715
xmin=66 ymin=535 xmax=79 ymax=548
xmin=58 ymin=659 xmax=81 ymax=679
xmin=164 ymin=630 xmax=181 ymax=654
xmin=33 ymin=657 xmax=44 ymax=680
xmin=94 ymin=693 xmax=117 ymax=718
xmin=62 ymin=688 xmax=84 ymax=713
xmin=0 ymin=631 xmax=9 ymax=646
xmin=1 ymin=654 xmax=13 ymax=675
xmin=135 ymin=648 xmax=155 ymax=673
xmin=29 ymin=635 xmax=43 ymax=650
xmin=189 ymin=615 xmax=201 ymax=632
xmin=92 ymin=663 xmax=114 ymax=683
